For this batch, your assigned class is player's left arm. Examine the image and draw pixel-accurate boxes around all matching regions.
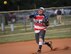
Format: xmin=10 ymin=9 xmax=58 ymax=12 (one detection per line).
xmin=43 ymin=15 xmax=49 ymax=26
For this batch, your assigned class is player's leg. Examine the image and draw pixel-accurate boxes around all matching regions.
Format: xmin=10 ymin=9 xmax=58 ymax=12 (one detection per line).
xmin=37 ymin=30 xmax=52 ymax=51
xmin=44 ymin=41 xmax=53 ymax=50
xmin=40 ymin=30 xmax=53 ymax=50
xmin=35 ymin=33 xmax=39 ymax=44
xmin=35 ymin=32 xmax=42 ymax=54
xmin=34 ymin=30 xmax=45 ymax=53
xmin=35 ymin=30 xmax=44 ymax=54
xmin=35 ymin=30 xmax=53 ymax=54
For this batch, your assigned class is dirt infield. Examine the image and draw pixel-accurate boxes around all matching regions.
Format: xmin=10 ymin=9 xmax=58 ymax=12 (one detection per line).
xmin=0 ymin=38 xmax=71 ymax=54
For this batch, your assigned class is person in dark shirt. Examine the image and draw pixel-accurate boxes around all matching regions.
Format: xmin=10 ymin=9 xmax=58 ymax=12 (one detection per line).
xmin=9 ymin=12 xmax=16 ymax=24
xmin=55 ymin=9 xmax=62 ymax=24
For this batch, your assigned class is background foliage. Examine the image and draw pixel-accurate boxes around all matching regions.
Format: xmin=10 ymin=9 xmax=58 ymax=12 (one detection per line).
xmin=0 ymin=0 xmax=71 ymax=11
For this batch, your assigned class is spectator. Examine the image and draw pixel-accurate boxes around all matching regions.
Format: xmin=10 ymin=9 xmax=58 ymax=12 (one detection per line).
xmin=55 ymin=9 xmax=62 ymax=24
xmin=8 ymin=12 xmax=16 ymax=32
xmin=8 ymin=12 xmax=16 ymax=24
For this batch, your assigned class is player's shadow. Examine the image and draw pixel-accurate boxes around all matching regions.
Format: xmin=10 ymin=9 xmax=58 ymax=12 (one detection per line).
xmin=62 ymin=46 xmax=71 ymax=50
xmin=52 ymin=46 xmax=71 ymax=51
xmin=42 ymin=46 xmax=71 ymax=54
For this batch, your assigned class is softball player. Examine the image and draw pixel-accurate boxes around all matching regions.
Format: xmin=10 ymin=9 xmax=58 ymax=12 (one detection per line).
xmin=29 ymin=7 xmax=53 ymax=54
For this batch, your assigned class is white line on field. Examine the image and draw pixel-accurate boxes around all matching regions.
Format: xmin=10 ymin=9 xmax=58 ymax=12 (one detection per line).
xmin=0 ymin=32 xmax=34 ymax=37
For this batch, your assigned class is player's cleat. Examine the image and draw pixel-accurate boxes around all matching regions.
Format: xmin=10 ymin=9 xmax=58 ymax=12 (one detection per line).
xmin=49 ymin=41 xmax=53 ymax=50
xmin=35 ymin=50 xmax=41 ymax=54
xmin=32 ymin=50 xmax=41 ymax=54
xmin=37 ymin=49 xmax=41 ymax=54
xmin=45 ymin=41 xmax=53 ymax=50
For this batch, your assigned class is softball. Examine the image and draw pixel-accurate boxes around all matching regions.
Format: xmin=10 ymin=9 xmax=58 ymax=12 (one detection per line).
xmin=4 ymin=1 xmax=7 ymax=5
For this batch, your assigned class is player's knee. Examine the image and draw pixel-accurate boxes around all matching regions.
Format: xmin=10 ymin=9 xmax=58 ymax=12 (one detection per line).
xmin=39 ymin=37 xmax=43 ymax=42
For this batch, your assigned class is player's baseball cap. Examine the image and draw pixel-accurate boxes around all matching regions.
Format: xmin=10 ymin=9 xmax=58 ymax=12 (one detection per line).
xmin=39 ymin=7 xmax=45 ymax=10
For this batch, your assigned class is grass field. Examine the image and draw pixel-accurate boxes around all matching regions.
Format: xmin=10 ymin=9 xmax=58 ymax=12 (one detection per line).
xmin=0 ymin=15 xmax=71 ymax=43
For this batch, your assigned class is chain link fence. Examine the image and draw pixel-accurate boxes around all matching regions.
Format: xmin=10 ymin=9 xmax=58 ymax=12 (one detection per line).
xmin=0 ymin=7 xmax=71 ymax=35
